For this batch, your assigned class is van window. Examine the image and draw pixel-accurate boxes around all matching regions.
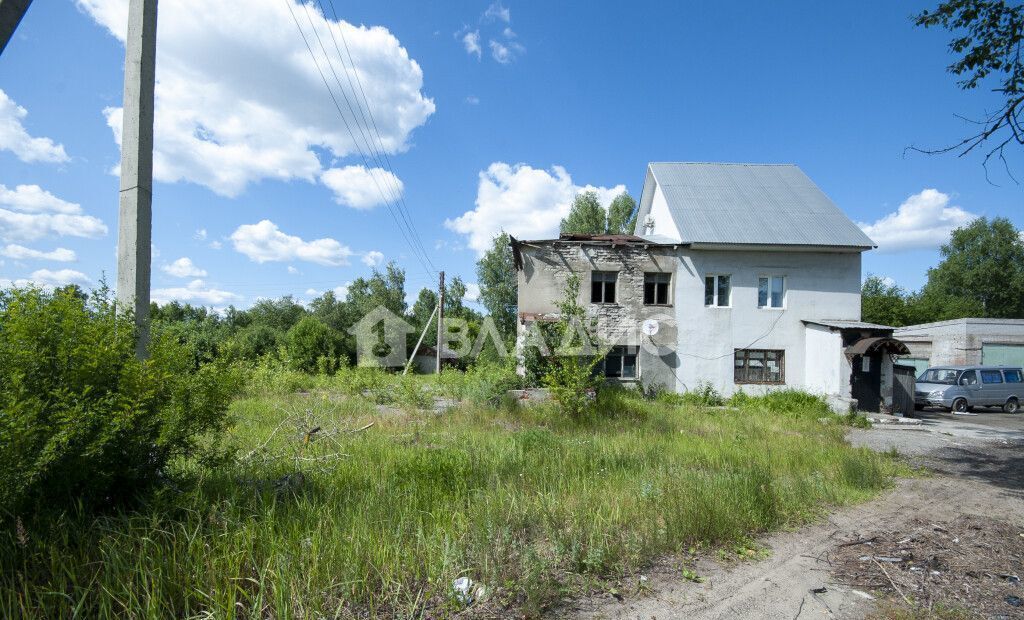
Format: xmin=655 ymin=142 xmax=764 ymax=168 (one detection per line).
xmin=1004 ymin=369 xmax=1023 ymax=383
xmin=959 ymin=370 xmax=978 ymax=386
xmin=980 ymin=370 xmax=1004 ymax=384
xmin=920 ymin=368 xmax=958 ymax=384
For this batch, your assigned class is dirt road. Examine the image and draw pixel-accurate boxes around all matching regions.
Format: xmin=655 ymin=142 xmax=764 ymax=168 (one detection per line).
xmin=570 ymin=415 xmax=1024 ymax=619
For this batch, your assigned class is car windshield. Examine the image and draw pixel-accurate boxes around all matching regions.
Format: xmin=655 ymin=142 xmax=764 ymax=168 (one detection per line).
xmin=917 ymin=368 xmax=960 ymax=385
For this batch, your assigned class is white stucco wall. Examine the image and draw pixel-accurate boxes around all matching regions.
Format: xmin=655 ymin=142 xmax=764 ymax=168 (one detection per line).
xmin=646 ymin=184 xmax=682 ymax=241
xmin=674 ymin=249 xmax=863 ymax=396
xmin=805 ymin=323 xmax=843 ymax=396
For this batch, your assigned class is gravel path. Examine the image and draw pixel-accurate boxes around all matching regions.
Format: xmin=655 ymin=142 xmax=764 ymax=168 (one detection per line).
xmin=567 ymin=416 xmax=1024 ymax=620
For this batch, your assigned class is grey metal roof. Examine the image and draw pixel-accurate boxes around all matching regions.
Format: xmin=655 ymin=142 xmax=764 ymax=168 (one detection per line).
xmin=646 ymin=163 xmax=876 ymax=249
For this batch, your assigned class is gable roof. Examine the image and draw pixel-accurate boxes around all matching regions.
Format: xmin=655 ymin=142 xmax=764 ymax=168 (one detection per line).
xmin=639 ymin=162 xmax=876 ymax=249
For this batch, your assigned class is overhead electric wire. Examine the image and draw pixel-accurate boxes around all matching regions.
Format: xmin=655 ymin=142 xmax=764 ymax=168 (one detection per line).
xmin=282 ymin=0 xmax=436 ymax=278
xmin=295 ymin=0 xmax=435 ymax=276
xmin=317 ymin=0 xmax=436 ymax=272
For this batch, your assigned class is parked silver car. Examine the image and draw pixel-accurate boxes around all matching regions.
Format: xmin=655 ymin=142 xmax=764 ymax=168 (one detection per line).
xmin=914 ymin=365 xmax=1023 ymax=413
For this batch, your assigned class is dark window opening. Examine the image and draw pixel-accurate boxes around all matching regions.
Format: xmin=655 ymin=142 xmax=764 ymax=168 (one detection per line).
xmin=591 ymin=271 xmax=617 ymax=304
xmin=1005 ymin=369 xmax=1023 ymax=383
xmin=599 ymin=346 xmax=638 ymax=379
xmin=644 ymin=272 xmax=671 ymax=305
xmin=734 ymin=349 xmax=784 ymax=384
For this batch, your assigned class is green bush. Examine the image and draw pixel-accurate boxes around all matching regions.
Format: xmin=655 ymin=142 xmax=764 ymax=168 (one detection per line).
xmin=463 ymin=361 xmax=524 ymax=406
xmin=285 ymin=316 xmax=338 ymax=374
xmin=0 ymin=286 xmax=240 ymax=518
xmin=681 ymin=381 xmax=724 ymax=407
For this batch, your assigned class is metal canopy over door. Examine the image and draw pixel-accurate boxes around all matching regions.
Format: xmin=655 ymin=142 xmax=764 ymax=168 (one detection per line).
xmin=982 ymin=344 xmax=1024 ymax=369
xmin=851 ymin=353 xmax=882 ymax=412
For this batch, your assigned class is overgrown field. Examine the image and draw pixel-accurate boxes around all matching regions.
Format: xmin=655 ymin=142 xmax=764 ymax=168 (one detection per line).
xmin=1 ymin=369 xmax=904 ymax=618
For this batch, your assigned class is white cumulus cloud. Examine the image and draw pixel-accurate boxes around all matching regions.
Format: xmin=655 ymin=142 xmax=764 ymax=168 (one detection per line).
xmin=1 ymin=244 xmax=77 ymax=262
xmin=361 ymin=250 xmax=384 ymax=267
xmin=1 ymin=268 xmax=91 ymax=289
xmin=464 ymin=282 xmax=481 ymax=302
xmin=0 ymin=89 xmax=70 ymax=164
xmin=162 ymin=256 xmax=207 ymax=278
xmin=230 ymin=219 xmax=352 ymax=266
xmin=858 ymin=189 xmax=978 ymax=252
xmin=79 ymin=0 xmax=434 ymax=197
xmin=489 ymin=39 xmax=524 ymax=64
xmin=320 ymin=165 xmax=402 ymax=209
xmin=152 ymin=279 xmax=239 ymax=305
xmin=445 ymin=162 xmax=626 ymax=255
xmin=462 ymin=31 xmax=482 ymax=59
xmin=483 ymin=2 xmax=510 ymax=22
xmin=0 ymin=184 xmax=107 ymax=242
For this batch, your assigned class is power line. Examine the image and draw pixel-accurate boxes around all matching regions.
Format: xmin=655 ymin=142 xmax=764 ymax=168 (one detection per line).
xmin=282 ymin=0 xmax=436 ymax=278
xmin=318 ymin=0 xmax=436 ymax=272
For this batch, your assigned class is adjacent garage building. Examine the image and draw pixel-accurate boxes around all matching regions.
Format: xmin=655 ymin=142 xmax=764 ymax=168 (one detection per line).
xmin=894 ymin=318 xmax=1024 ymax=374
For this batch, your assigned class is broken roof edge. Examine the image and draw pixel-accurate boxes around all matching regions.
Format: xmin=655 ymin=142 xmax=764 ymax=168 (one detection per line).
xmin=508 ymin=234 xmax=684 ymax=270
xmin=803 ymin=319 xmax=896 ymax=331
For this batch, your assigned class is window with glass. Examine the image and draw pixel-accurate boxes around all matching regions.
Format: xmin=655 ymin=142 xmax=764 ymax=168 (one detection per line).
xmin=644 ymin=272 xmax=671 ymax=305
xmin=600 ymin=346 xmax=638 ymax=379
xmin=1004 ymin=369 xmax=1023 ymax=383
xmin=734 ymin=349 xmax=785 ymax=384
xmin=704 ymin=274 xmax=731 ymax=307
xmin=591 ymin=271 xmax=617 ymax=304
xmin=757 ymin=275 xmax=786 ymax=308
xmin=958 ymin=370 xmax=978 ymax=386
xmin=981 ymin=370 xmax=1004 ymax=384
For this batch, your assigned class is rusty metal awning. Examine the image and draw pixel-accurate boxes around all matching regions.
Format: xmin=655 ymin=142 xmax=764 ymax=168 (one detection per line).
xmin=846 ymin=336 xmax=910 ymax=357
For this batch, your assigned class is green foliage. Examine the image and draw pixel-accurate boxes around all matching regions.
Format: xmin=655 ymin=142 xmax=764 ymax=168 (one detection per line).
xmin=542 ymin=274 xmax=604 ymax=420
xmin=0 ymin=286 xmax=240 ymax=518
xmin=681 ymin=381 xmax=724 ymax=407
xmin=861 ymin=218 xmax=1024 ymax=324
xmin=924 ymin=216 xmax=1024 ymax=318
xmin=559 ymin=190 xmax=607 ymax=235
xmin=606 ymin=192 xmax=638 ymax=234
xmin=0 ymin=382 xmax=906 ymax=618
xmin=286 ymin=316 xmax=339 ymax=374
xmin=476 ymin=232 xmax=518 ymax=340
xmin=347 ymin=261 xmax=407 ymax=318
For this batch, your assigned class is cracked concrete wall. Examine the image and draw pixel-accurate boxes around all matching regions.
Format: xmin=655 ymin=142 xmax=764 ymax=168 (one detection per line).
xmin=516 ymin=242 xmax=681 ymax=391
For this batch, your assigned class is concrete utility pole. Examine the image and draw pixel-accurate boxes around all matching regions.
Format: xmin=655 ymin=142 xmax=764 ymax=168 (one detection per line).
xmin=0 ymin=0 xmax=33 ymax=56
xmin=116 ymin=0 xmax=157 ymax=359
xmin=436 ymin=271 xmax=445 ymax=373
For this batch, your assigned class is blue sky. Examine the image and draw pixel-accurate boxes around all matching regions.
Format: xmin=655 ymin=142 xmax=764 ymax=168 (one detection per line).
xmin=1 ymin=0 xmax=1021 ymax=309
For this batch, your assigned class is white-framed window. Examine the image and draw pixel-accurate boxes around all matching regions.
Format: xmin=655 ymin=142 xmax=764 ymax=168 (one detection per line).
xmin=757 ymin=275 xmax=786 ymax=309
xmin=704 ymin=274 xmax=731 ymax=307
xmin=590 ymin=271 xmax=617 ymax=304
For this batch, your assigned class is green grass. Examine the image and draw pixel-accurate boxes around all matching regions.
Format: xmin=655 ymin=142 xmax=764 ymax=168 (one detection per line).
xmin=0 ymin=376 xmax=905 ymax=618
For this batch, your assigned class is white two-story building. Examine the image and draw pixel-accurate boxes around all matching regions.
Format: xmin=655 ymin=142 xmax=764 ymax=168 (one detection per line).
xmin=513 ymin=162 xmax=911 ymax=413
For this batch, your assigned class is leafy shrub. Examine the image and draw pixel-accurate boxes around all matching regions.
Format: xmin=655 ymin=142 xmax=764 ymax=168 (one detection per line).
xmin=681 ymin=381 xmax=724 ymax=407
xmin=541 ymin=275 xmax=603 ymax=420
xmin=0 ymin=286 xmax=241 ymax=518
xmin=286 ymin=316 xmax=338 ymax=374
xmin=463 ymin=361 xmax=524 ymax=406
xmin=226 ymin=324 xmax=283 ymax=361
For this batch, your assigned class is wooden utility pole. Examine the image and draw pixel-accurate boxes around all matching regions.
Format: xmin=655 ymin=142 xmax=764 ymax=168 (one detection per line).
xmin=115 ymin=0 xmax=157 ymax=358
xmin=0 ymin=0 xmax=32 ymax=56
xmin=436 ymin=271 xmax=445 ymax=373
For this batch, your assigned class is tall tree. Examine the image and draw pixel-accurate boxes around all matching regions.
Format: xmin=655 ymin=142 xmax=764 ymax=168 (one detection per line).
xmin=606 ymin=192 xmax=637 ymax=234
xmin=861 ymin=275 xmax=910 ymax=327
xmin=914 ymin=1 xmax=1024 ymax=170
xmin=559 ymin=190 xmax=606 ymax=235
xmin=922 ymin=216 xmax=1024 ymax=317
xmin=476 ymin=232 xmax=518 ymax=340
xmin=346 ymin=261 xmax=407 ymax=317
